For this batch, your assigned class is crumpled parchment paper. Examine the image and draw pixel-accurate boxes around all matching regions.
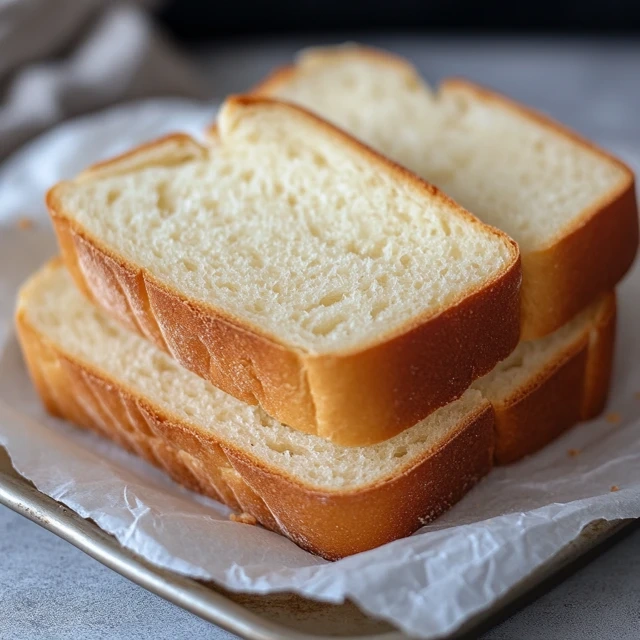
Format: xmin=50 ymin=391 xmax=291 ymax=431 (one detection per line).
xmin=0 ymin=98 xmax=639 ymax=639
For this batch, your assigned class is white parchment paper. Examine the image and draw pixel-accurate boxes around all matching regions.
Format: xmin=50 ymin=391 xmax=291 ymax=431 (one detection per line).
xmin=1 ymin=99 xmax=639 ymax=639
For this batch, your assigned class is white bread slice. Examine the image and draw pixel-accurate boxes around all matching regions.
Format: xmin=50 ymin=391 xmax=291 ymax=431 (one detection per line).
xmin=251 ymin=44 xmax=638 ymax=339
xmin=47 ymin=96 xmax=521 ymax=446
xmin=16 ymin=260 xmax=495 ymax=559
xmin=16 ymin=261 xmax=614 ymax=557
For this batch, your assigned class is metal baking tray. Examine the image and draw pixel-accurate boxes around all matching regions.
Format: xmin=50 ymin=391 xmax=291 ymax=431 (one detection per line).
xmin=0 ymin=445 xmax=634 ymax=639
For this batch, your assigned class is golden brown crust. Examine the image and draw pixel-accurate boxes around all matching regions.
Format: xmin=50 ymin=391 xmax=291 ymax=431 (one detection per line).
xmin=492 ymin=340 xmax=589 ymax=465
xmin=249 ymin=46 xmax=639 ymax=340
xmin=15 ymin=301 xmax=494 ymax=560
xmin=47 ymin=103 xmax=522 ymax=446
xmin=581 ymin=291 xmax=617 ymax=419
xmin=491 ymin=292 xmax=617 ymax=465
xmin=517 ymin=186 xmax=635 ymax=339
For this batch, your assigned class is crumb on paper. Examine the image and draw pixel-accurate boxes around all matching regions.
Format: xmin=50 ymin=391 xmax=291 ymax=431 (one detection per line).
xmin=610 ymin=485 xmax=620 ymax=492
xmin=16 ymin=217 xmax=33 ymax=230
xmin=230 ymin=512 xmax=257 ymax=525
xmin=606 ymin=412 xmax=621 ymax=424
xmin=567 ymin=448 xmax=581 ymax=458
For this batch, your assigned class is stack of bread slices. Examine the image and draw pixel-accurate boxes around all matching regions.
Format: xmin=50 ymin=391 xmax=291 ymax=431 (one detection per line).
xmin=16 ymin=45 xmax=638 ymax=560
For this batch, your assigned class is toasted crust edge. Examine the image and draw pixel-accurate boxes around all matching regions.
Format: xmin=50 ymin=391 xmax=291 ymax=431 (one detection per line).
xmin=582 ymin=291 xmax=617 ymax=420
xmin=517 ymin=185 xmax=635 ymax=340
xmin=15 ymin=269 xmax=494 ymax=559
xmin=491 ymin=292 xmax=616 ymax=465
xmin=247 ymin=45 xmax=639 ymax=339
xmin=47 ymin=103 xmax=522 ymax=446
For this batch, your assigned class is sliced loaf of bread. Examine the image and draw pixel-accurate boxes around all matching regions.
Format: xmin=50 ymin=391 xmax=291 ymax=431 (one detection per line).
xmin=251 ymin=44 xmax=637 ymax=339
xmin=47 ymin=96 xmax=521 ymax=446
xmin=17 ymin=261 xmax=615 ymax=557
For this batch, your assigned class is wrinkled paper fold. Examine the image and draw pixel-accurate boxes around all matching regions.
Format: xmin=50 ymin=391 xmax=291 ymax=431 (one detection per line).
xmin=1 ymin=99 xmax=639 ymax=639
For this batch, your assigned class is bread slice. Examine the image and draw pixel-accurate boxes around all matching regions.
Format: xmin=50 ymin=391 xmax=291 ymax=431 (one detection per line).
xmin=16 ymin=260 xmax=495 ymax=559
xmin=250 ymin=44 xmax=638 ymax=339
xmin=47 ymin=96 xmax=521 ymax=446
xmin=16 ymin=261 xmax=614 ymax=556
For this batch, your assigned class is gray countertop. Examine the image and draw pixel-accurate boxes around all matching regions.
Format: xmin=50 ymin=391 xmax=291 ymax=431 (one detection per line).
xmin=2 ymin=35 xmax=640 ymax=639
xmin=1 ymin=505 xmax=640 ymax=639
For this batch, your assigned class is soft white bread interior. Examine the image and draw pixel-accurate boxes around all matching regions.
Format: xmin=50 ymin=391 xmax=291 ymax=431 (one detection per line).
xmin=16 ymin=260 xmax=495 ymax=558
xmin=253 ymin=45 xmax=637 ymax=338
xmin=49 ymin=99 xmax=515 ymax=353
xmin=258 ymin=48 xmax=624 ymax=252
xmin=47 ymin=96 xmax=521 ymax=445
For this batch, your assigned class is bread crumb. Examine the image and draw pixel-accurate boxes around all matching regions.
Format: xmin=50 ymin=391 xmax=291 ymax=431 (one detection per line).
xmin=610 ymin=485 xmax=620 ymax=492
xmin=567 ymin=448 xmax=581 ymax=458
xmin=606 ymin=412 xmax=621 ymax=424
xmin=230 ymin=512 xmax=257 ymax=525
xmin=634 ymin=392 xmax=640 ymax=400
xmin=16 ymin=217 xmax=34 ymax=230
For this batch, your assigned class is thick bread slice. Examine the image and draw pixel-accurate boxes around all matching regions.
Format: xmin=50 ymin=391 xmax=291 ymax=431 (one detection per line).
xmin=251 ymin=45 xmax=638 ymax=339
xmin=473 ymin=291 xmax=616 ymax=464
xmin=16 ymin=262 xmax=615 ymax=556
xmin=47 ymin=96 xmax=521 ymax=446
xmin=16 ymin=260 xmax=495 ymax=559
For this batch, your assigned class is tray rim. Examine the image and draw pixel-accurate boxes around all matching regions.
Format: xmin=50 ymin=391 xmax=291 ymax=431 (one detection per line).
xmin=0 ymin=445 xmax=635 ymax=640
xmin=0 ymin=446 xmax=404 ymax=640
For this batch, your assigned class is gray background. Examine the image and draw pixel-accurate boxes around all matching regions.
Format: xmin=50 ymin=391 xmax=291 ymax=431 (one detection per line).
xmin=2 ymin=36 xmax=639 ymax=638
